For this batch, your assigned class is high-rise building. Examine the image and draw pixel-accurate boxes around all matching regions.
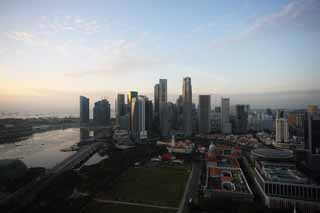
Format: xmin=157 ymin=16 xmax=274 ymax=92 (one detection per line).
xmin=131 ymin=96 xmax=147 ymax=140
xmin=182 ymin=77 xmax=192 ymax=136
xmin=154 ymin=84 xmax=160 ymax=116
xmin=304 ymin=112 xmax=320 ymax=172
xmin=210 ymin=110 xmax=221 ymax=133
xmin=93 ymin=99 xmax=111 ymax=126
xmin=116 ymin=94 xmax=126 ymax=124
xmin=275 ymin=110 xmax=289 ymax=143
xmin=80 ymin=96 xmax=90 ymax=125
xmin=127 ymin=91 xmax=138 ymax=130
xmin=144 ymin=97 xmax=153 ymax=135
xmin=234 ymin=104 xmax=249 ymax=134
xmin=176 ymin=95 xmax=184 ymax=130
xmin=221 ymin=98 xmax=231 ymax=134
xmin=199 ymin=95 xmax=211 ymax=134
xmin=159 ymin=79 xmax=169 ymax=137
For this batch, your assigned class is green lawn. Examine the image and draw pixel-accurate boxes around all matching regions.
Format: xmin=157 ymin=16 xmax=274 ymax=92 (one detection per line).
xmin=108 ymin=165 xmax=190 ymax=207
xmin=83 ymin=201 xmax=177 ymax=213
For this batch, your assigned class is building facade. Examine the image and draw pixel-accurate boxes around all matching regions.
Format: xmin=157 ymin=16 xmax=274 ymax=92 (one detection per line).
xmin=93 ymin=99 xmax=111 ymax=126
xmin=221 ymin=98 xmax=232 ymax=134
xmin=116 ymin=94 xmax=126 ymax=125
xmin=275 ymin=110 xmax=289 ymax=143
xmin=182 ymin=77 xmax=193 ymax=136
xmin=199 ymin=95 xmax=211 ymax=134
xmin=80 ymin=96 xmax=90 ymax=125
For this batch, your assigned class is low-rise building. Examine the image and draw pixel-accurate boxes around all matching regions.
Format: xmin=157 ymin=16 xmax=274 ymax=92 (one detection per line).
xmin=204 ymin=143 xmax=253 ymax=202
xmin=251 ymin=148 xmax=320 ymax=211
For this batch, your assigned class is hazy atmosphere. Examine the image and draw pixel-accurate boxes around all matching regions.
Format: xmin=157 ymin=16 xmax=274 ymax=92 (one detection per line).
xmin=1 ymin=0 xmax=320 ymax=114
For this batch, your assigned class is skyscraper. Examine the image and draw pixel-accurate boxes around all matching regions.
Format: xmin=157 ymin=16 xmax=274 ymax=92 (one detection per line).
xmin=304 ymin=112 xmax=320 ymax=172
xmin=127 ymin=91 xmax=138 ymax=130
xmin=159 ymin=79 xmax=169 ymax=137
xmin=275 ymin=110 xmax=289 ymax=143
xmin=131 ymin=96 xmax=147 ymax=140
xmin=80 ymin=96 xmax=90 ymax=125
xmin=221 ymin=98 xmax=232 ymax=134
xmin=116 ymin=94 xmax=126 ymax=124
xmin=235 ymin=104 xmax=249 ymax=134
xmin=154 ymin=83 xmax=160 ymax=116
xmin=199 ymin=95 xmax=211 ymax=134
xmin=182 ymin=77 xmax=192 ymax=136
xmin=93 ymin=99 xmax=111 ymax=126
xmin=144 ymin=97 xmax=153 ymax=135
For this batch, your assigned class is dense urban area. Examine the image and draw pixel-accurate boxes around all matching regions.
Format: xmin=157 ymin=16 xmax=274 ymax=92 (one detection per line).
xmin=0 ymin=77 xmax=319 ymax=213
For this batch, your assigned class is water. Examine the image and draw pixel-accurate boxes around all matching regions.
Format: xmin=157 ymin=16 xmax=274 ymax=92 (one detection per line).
xmin=0 ymin=128 xmax=80 ymax=169
xmin=83 ymin=152 xmax=109 ymax=167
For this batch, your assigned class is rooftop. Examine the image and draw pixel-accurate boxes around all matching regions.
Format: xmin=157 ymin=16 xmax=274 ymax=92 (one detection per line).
xmin=207 ymin=167 xmax=251 ymax=194
xmin=257 ymin=161 xmax=317 ymax=185
xmin=251 ymin=148 xmax=293 ymax=160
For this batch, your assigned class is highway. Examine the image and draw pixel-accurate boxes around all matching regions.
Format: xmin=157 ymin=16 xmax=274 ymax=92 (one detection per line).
xmin=178 ymin=161 xmax=202 ymax=213
xmin=0 ymin=142 xmax=103 ymax=213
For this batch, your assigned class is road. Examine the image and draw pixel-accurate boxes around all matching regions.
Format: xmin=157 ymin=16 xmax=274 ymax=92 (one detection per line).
xmin=94 ymin=198 xmax=178 ymax=210
xmin=178 ymin=161 xmax=202 ymax=213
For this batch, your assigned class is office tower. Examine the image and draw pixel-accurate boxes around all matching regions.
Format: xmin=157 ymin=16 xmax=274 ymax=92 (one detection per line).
xmin=182 ymin=77 xmax=193 ymax=136
xmin=93 ymin=99 xmax=111 ymax=126
xmin=275 ymin=110 xmax=289 ymax=143
xmin=304 ymin=112 xmax=320 ymax=172
xmin=308 ymin=105 xmax=318 ymax=114
xmin=235 ymin=104 xmax=249 ymax=134
xmin=127 ymin=91 xmax=138 ymax=130
xmin=159 ymin=79 xmax=169 ymax=137
xmin=116 ymin=94 xmax=126 ymax=124
xmin=131 ymin=96 xmax=147 ymax=140
xmin=221 ymin=98 xmax=231 ymax=134
xmin=144 ymin=97 xmax=153 ymax=135
xmin=199 ymin=95 xmax=211 ymax=134
xmin=176 ymin=95 xmax=184 ymax=130
xmin=80 ymin=96 xmax=90 ymax=125
xmin=167 ymin=102 xmax=177 ymax=130
xmin=154 ymin=84 xmax=160 ymax=116
xmin=210 ymin=109 xmax=221 ymax=133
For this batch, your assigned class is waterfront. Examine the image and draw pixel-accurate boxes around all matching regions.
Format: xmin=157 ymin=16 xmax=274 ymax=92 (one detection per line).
xmin=0 ymin=128 xmax=80 ymax=169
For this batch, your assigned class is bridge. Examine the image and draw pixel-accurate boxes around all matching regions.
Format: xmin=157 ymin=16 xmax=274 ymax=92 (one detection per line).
xmin=0 ymin=142 xmax=103 ymax=212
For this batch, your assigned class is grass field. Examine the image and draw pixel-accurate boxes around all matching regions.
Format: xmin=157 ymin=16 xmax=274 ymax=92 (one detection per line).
xmin=105 ymin=164 xmax=190 ymax=207
xmin=83 ymin=201 xmax=177 ymax=213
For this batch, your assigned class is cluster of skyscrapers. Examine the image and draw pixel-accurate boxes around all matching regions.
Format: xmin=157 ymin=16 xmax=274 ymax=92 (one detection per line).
xmin=80 ymin=96 xmax=111 ymax=127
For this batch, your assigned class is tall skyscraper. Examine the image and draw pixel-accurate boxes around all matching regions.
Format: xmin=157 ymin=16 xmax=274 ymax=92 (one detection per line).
xmin=199 ymin=95 xmax=211 ymax=134
xmin=304 ymin=112 xmax=320 ymax=172
xmin=80 ymin=96 xmax=90 ymax=125
xmin=235 ymin=104 xmax=249 ymax=134
xmin=182 ymin=77 xmax=192 ymax=136
xmin=275 ymin=110 xmax=289 ymax=143
xmin=154 ymin=84 xmax=160 ymax=115
xmin=144 ymin=97 xmax=153 ymax=135
xmin=131 ymin=96 xmax=147 ymax=140
xmin=176 ymin=95 xmax=184 ymax=130
xmin=93 ymin=99 xmax=111 ymax=126
xmin=159 ymin=79 xmax=169 ymax=137
xmin=116 ymin=94 xmax=126 ymax=124
xmin=127 ymin=91 xmax=138 ymax=130
xmin=221 ymin=98 xmax=232 ymax=134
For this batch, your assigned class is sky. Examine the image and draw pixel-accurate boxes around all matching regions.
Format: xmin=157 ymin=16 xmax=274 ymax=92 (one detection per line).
xmin=0 ymin=0 xmax=320 ymax=113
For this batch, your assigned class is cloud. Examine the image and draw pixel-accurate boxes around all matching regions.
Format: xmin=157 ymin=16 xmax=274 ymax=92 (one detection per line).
xmin=5 ymin=31 xmax=34 ymax=43
xmin=209 ymin=0 xmax=318 ymax=49
xmin=39 ymin=15 xmax=103 ymax=35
